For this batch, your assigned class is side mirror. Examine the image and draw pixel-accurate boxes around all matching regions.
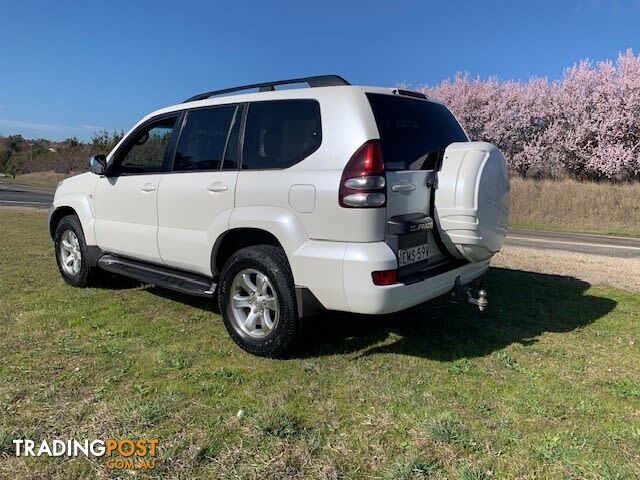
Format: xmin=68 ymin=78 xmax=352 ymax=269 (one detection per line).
xmin=88 ymin=154 xmax=107 ymax=175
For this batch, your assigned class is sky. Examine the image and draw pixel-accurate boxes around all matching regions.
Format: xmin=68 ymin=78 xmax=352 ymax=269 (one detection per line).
xmin=1 ymin=0 xmax=639 ymax=141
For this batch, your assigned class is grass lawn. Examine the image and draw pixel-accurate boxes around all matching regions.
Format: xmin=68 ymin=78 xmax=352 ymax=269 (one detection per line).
xmin=0 ymin=210 xmax=639 ymax=479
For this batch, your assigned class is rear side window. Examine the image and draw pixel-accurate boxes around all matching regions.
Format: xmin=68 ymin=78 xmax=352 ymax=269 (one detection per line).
xmin=242 ymin=100 xmax=321 ymax=170
xmin=366 ymin=93 xmax=467 ymax=171
xmin=173 ymin=105 xmax=238 ymax=171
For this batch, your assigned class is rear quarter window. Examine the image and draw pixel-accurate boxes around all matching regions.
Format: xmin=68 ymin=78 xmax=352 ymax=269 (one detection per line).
xmin=242 ymin=99 xmax=321 ymax=170
xmin=366 ymin=93 xmax=468 ymax=171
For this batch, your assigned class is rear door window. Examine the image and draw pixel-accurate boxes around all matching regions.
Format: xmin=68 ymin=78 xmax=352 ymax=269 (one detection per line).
xmin=366 ymin=93 xmax=467 ymax=171
xmin=242 ymin=100 xmax=321 ymax=170
xmin=173 ymin=105 xmax=238 ymax=171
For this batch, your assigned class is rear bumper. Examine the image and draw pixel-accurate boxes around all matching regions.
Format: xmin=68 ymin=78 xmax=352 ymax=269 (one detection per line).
xmin=343 ymin=246 xmax=489 ymax=314
xmin=290 ymin=240 xmax=490 ymax=315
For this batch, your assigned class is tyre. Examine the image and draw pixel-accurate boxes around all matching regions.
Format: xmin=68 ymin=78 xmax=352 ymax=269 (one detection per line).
xmin=218 ymin=245 xmax=298 ymax=357
xmin=54 ymin=215 xmax=97 ymax=287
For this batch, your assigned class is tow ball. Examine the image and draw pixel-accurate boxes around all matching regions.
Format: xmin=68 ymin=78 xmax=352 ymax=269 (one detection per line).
xmin=452 ymin=276 xmax=488 ymax=312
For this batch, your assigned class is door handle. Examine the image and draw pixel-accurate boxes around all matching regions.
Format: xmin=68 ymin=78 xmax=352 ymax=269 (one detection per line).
xmin=207 ymin=184 xmax=228 ymax=193
xmin=392 ymin=183 xmax=416 ymax=192
xmin=141 ymin=183 xmax=156 ymax=192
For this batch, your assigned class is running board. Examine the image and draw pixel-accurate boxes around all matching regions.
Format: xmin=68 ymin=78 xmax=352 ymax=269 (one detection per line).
xmin=97 ymin=255 xmax=216 ymax=298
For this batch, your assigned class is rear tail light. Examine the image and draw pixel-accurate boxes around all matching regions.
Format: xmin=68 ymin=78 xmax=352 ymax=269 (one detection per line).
xmin=344 ymin=176 xmax=386 ymax=189
xmin=342 ymin=192 xmax=386 ymax=207
xmin=372 ymin=269 xmax=398 ymax=285
xmin=339 ymin=140 xmax=386 ymax=208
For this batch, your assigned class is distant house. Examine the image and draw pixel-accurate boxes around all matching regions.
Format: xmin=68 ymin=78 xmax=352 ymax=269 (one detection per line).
xmin=48 ymin=147 xmax=57 ymax=153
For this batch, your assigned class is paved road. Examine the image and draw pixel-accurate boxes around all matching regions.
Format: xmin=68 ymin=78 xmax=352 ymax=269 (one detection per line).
xmin=0 ymin=182 xmax=54 ymax=209
xmin=505 ymin=227 xmax=640 ymax=258
xmin=1 ymin=181 xmax=639 ymax=258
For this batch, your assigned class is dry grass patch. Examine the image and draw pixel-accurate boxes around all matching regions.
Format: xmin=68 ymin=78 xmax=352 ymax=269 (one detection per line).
xmin=493 ymin=245 xmax=640 ymax=292
xmin=1 ymin=170 xmax=80 ymax=189
xmin=510 ymin=177 xmax=640 ymax=237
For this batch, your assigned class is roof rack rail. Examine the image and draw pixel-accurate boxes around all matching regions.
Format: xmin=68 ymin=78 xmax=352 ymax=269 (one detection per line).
xmin=183 ymin=75 xmax=350 ymax=103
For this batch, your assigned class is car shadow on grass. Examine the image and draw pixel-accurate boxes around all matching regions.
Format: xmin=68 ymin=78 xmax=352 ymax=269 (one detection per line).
xmin=293 ymin=267 xmax=617 ymax=360
xmin=93 ymin=267 xmax=617 ymax=361
xmin=93 ymin=273 xmax=218 ymax=311
xmin=91 ymin=272 xmax=146 ymax=290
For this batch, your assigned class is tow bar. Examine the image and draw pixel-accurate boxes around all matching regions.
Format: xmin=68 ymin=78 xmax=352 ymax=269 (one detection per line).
xmin=453 ymin=276 xmax=488 ymax=312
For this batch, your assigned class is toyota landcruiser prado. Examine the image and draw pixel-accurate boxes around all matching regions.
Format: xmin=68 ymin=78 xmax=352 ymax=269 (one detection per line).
xmin=49 ymin=75 xmax=510 ymax=356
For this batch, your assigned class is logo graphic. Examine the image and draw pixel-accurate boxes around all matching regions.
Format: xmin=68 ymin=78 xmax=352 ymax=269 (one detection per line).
xmin=12 ymin=438 xmax=159 ymax=470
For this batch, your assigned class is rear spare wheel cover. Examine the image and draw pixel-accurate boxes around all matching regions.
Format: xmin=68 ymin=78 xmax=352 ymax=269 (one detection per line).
xmin=434 ymin=142 xmax=510 ymax=262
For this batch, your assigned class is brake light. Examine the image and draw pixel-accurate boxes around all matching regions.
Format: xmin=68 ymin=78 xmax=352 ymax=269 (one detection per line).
xmin=339 ymin=140 xmax=386 ymax=208
xmin=392 ymin=88 xmax=427 ymax=99
xmin=372 ymin=269 xmax=398 ymax=285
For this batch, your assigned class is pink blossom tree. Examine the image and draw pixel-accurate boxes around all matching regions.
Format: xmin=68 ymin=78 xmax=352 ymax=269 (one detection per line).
xmin=422 ymin=49 xmax=640 ymax=180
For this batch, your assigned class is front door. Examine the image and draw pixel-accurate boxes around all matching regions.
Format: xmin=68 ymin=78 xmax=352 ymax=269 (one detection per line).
xmin=94 ymin=115 xmax=179 ymax=264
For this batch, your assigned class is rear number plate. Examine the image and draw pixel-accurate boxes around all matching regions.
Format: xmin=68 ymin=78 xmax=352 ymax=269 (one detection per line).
xmin=398 ymin=243 xmax=429 ymax=267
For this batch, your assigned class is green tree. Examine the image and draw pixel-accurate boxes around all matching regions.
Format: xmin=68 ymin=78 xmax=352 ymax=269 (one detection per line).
xmin=65 ymin=137 xmax=80 ymax=148
xmin=0 ymin=149 xmax=10 ymax=173
xmin=5 ymin=157 xmax=20 ymax=178
xmin=7 ymin=135 xmax=24 ymax=152
xmin=91 ymin=130 xmax=124 ymax=153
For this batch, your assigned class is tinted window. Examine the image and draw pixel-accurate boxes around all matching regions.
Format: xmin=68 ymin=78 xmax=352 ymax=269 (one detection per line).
xmin=366 ymin=93 xmax=467 ymax=171
xmin=242 ymin=100 xmax=321 ymax=170
xmin=116 ymin=117 xmax=177 ymax=174
xmin=173 ymin=106 xmax=237 ymax=171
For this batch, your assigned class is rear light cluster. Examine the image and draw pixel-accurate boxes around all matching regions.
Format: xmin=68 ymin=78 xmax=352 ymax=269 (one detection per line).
xmin=339 ymin=140 xmax=386 ymax=208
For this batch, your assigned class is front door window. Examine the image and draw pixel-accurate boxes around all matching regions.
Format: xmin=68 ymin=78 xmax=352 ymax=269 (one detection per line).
xmin=113 ymin=117 xmax=177 ymax=175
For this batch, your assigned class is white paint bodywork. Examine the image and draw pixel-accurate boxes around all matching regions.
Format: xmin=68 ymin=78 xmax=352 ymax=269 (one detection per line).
xmin=51 ymin=172 xmax=99 ymax=245
xmin=51 ymin=85 xmax=507 ymax=314
xmin=94 ymin=174 xmax=163 ymax=263
xmin=157 ymin=171 xmax=237 ymax=275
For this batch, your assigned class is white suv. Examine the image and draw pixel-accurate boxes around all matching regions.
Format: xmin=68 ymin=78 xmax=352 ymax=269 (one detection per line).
xmin=49 ymin=75 xmax=510 ymax=356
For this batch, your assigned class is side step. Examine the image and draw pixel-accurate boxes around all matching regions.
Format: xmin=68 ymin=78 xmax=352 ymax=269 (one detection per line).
xmin=97 ymin=255 xmax=216 ymax=298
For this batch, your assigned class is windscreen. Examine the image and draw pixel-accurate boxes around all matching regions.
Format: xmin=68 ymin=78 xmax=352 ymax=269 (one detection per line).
xmin=366 ymin=93 xmax=468 ymax=171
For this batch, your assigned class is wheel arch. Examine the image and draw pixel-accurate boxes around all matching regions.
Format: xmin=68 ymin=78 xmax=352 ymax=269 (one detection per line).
xmin=49 ymin=206 xmax=78 ymax=239
xmin=51 ymin=208 xmax=103 ymax=268
xmin=211 ymin=228 xmax=284 ymax=276
xmin=48 ymin=193 xmax=97 ymax=245
xmin=212 ymin=206 xmax=310 ymax=278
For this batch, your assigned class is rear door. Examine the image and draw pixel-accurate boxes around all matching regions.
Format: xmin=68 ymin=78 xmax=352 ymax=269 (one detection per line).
xmin=366 ymin=93 xmax=469 ymax=279
xmin=157 ymin=104 xmax=242 ymax=276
